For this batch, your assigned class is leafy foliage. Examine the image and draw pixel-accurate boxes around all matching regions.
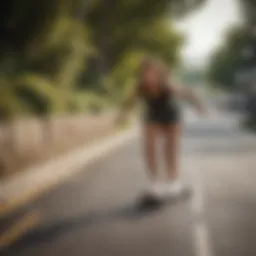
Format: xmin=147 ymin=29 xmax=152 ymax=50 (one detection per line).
xmin=0 ymin=0 xmax=205 ymax=119
xmin=208 ymin=26 xmax=256 ymax=89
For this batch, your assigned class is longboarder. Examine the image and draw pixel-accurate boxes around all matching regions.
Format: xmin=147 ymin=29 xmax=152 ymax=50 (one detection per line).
xmin=117 ymin=57 xmax=207 ymax=202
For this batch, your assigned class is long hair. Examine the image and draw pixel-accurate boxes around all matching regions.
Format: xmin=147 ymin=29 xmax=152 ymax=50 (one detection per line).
xmin=137 ymin=56 xmax=170 ymax=96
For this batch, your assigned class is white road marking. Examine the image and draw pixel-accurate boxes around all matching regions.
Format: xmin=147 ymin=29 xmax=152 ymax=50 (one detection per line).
xmin=191 ymin=167 xmax=213 ymax=256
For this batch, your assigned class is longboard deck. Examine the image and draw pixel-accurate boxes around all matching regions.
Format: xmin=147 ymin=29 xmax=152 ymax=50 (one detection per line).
xmin=137 ymin=187 xmax=193 ymax=210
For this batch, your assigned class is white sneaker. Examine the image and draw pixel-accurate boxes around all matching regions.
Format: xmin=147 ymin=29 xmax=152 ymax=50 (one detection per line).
xmin=164 ymin=180 xmax=184 ymax=196
xmin=146 ymin=181 xmax=165 ymax=198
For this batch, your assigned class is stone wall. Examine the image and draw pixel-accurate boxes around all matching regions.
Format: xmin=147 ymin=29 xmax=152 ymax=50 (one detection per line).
xmin=0 ymin=112 xmax=116 ymax=177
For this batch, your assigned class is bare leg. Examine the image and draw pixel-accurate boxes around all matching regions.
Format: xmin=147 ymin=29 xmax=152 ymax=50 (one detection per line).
xmin=142 ymin=123 xmax=159 ymax=182
xmin=163 ymin=123 xmax=181 ymax=182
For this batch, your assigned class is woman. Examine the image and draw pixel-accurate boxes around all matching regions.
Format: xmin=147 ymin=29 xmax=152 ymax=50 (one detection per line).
xmin=117 ymin=57 xmax=207 ymax=199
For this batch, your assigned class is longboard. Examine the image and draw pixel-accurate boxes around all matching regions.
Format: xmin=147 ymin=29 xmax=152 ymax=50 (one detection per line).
xmin=137 ymin=186 xmax=193 ymax=210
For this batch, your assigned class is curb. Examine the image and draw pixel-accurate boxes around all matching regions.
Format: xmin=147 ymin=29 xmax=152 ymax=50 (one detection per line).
xmin=0 ymin=127 xmax=137 ymax=218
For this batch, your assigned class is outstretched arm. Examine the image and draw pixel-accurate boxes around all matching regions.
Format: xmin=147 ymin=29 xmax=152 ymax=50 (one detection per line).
xmin=170 ymin=84 xmax=207 ymax=115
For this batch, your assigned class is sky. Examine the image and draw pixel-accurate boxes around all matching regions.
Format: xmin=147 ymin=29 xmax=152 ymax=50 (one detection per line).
xmin=174 ymin=0 xmax=243 ymax=67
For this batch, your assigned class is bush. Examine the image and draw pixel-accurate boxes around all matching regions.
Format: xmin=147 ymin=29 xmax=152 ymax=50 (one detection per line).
xmin=70 ymin=92 xmax=112 ymax=114
xmin=14 ymin=74 xmax=64 ymax=115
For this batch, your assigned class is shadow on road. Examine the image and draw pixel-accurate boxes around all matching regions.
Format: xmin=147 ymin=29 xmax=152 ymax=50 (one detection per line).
xmin=3 ymin=197 xmax=184 ymax=255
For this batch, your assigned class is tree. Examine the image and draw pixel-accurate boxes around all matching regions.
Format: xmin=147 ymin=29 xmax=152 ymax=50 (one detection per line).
xmin=85 ymin=0 xmax=205 ymax=74
xmin=0 ymin=0 xmax=206 ymax=119
xmin=78 ymin=0 xmax=205 ymax=94
xmin=238 ymin=0 xmax=256 ymax=25
xmin=208 ymin=26 xmax=256 ymax=89
xmin=208 ymin=0 xmax=256 ymax=129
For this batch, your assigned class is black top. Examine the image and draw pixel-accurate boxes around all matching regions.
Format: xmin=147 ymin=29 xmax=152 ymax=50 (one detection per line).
xmin=138 ymin=85 xmax=180 ymax=124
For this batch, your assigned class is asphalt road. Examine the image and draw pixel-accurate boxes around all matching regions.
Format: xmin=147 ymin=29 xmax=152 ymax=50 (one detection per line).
xmin=2 ymin=111 xmax=256 ymax=256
